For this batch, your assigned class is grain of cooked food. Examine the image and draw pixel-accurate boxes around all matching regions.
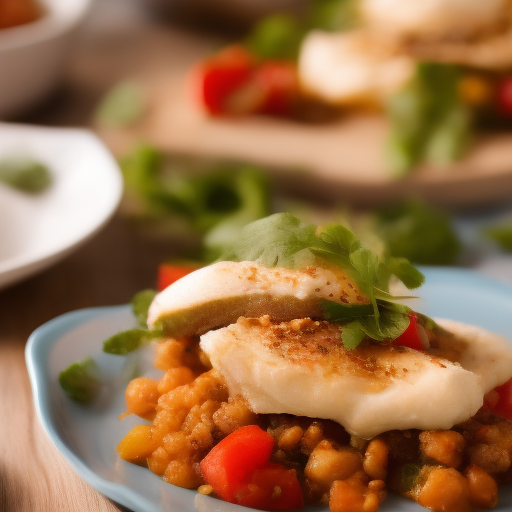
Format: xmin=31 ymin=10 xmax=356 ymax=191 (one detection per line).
xmin=117 ymin=214 xmax=512 ymax=512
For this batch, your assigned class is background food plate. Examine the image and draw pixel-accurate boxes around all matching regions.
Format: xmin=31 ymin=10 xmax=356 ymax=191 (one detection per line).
xmin=26 ymin=268 xmax=512 ymax=512
xmin=92 ymin=28 xmax=512 ymax=209
xmin=0 ymin=123 xmax=123 ymax=290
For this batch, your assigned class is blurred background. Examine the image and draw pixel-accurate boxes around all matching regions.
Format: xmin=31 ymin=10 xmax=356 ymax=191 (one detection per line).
xmin=2 ymin=0 xmax=512 ymax=294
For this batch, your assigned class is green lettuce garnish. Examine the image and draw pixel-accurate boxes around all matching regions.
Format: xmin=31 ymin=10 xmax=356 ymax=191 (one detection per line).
xmin=58 ymin=358 xmax=102 ymax=403
xmin=220 ymin=212 xmax=427 ymax=349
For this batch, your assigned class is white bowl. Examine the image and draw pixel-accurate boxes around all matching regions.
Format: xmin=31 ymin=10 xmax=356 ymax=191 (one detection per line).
xmin=0 ymin=123 xmax=123 ymax=290
xmin=0 ymin=0 xmax=90 ymax=119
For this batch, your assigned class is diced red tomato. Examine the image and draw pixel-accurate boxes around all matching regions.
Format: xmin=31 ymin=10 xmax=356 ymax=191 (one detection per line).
xmin=393 ymin=313 xmax=425 ymax=351
xmin=157 ymin=263 xmax=198 ymax=291
xmin=192 ymin=45 xmax=298 ymax=118
xmin=192 ymin=45 xmax=255 ymax=116
xmin=254 ymin=61 xmax=299 ymax=116
xmin=200 ymin=425 xmax=304 ymax=510
xmin=484 ymin=377 xmax=512 ymax=421
xmin=236 ymin=463 xmax=305 ymax=511
xmin=496 ymin=76 xmax=512 ymax=117
xmin=200 ymin=425 xmax=275 ymax=502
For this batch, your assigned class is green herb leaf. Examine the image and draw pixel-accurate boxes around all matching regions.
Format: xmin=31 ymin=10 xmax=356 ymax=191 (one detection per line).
xmin=386 ymin=62 xmax=472 ymax=175
xmin=307 ymin=0 xmax=360 ymax=32
xmin=326 ymin=300 xmax=410 ymax=348
xmin=246 ymin=14 xmax=305 ymax=61
xmin=374 ymin=200 xmax=461 ymax=265
xmin=484 ymin=225 xmax=512 ymax=252
xmin=222 ymin=213 xmax=432 ymax=350
xmin=0 ymin=156 xmax=52 ymax=193
xmin=58 ymin=358 xmax=102 ymax=403
xmin=386 ymin=257 xmax=425 ymax=289
xmin=120 ymin=145 xmax=271 ymax=262
xmin=131 ymin=289 xmax=157 ymax=328
xmin=322 ymin=301 xmax=374 ymax=323
xmin=95 ymin=80 xmax=146 ymax=128
xmin=103 ymin=328 xmax=161 ymax=355
xmin=340 ymin=322 xmax=366 ymax=350
xmin=220 ymin=212 xmax=317 ymax=268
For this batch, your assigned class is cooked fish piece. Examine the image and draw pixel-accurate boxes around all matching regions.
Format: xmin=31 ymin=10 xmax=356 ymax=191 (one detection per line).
xmin=200 ymin=316 xmax=512 ymax=438
xmin=298 ymin=30 xmax=414 ymax=106
xmin=361 ymin=0 xmax=510 ymax=40
xmin=147 ymin=261 xmax=367 ymax=338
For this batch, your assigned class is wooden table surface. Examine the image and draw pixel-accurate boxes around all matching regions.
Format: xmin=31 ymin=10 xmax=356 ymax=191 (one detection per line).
xmin=0 ymin=215 xmax=184 ymax=512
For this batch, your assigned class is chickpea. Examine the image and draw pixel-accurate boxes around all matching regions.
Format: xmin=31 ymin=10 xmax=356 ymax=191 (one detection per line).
xmin=154 ymin=340 xmax=186 ymax=370
xmin=301 ymin=422 xmax=324 ymax=455
xmin=417 ymin=467 xmax=472 ymax=512
xmin=468 ymin=443 xmax=511 ymax=474
xmin=278 ymin=426 xmax=304 ymax=451
xmin=364 ymin=439 xmax=389 ymax=480
xmin=213 ymin=397 xmax=258 ymax=435
xmin=157 ymin=367 xmax=195 ymax=394
xmin=305 ymin=440 xmax=363 ymax=492
xmin=419 ymin=430 xmax=465 ymax=468
xmin=163 ymin=459 xmax=203 ymax=489
xmin=147 ymin=447 xmax=171 ymax=475
xmin=466 ymin=465 xmax=498 ymax=509
xmin=329 ymin=472 xmax=368 ymax=512
xmin=125 ymin=377 xmax=159 ymax=417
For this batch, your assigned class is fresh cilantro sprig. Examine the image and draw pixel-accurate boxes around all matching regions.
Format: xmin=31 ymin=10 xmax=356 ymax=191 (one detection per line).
xmin=103 ymin=289 xmax=162 ymax=355
xmin=221 ymin=213 xmax=428 ymax=349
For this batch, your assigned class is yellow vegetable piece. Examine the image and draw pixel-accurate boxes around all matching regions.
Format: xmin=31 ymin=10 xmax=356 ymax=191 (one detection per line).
xmin=117 ymin=425 xmax=158 ymax=463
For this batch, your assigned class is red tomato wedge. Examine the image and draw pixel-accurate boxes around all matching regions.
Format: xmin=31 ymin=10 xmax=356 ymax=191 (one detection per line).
xmin=393 ymin=313 xmax=425 ymax=351
xmin=157 ymin=263 xmax=198 ymax=291
xmin=200 ymin=425 xmax=304 ymax=510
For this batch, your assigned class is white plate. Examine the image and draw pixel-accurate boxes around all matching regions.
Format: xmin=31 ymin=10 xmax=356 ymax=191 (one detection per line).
xmin=25 ymin=268 xmax=512 ymax=512
xmin=0 ymin=123 xmax=123 ymax=289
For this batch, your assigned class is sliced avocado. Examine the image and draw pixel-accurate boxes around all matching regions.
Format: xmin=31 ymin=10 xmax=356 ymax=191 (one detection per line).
xmin=147 ymin=261 xmax=364 ymax=338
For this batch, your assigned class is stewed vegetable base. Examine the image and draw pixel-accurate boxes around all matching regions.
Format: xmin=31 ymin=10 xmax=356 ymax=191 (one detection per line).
xmin=117 ymin=335 xmax=512 ymax=512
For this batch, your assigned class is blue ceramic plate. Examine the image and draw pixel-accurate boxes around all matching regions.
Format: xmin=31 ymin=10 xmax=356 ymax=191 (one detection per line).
xmin=26 ymin=268 xmax=512 ymax=512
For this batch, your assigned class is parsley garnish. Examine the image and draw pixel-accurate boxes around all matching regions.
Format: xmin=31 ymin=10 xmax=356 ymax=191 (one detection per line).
xmin=58 ymin=358 xmax=102 ymax=403
xmin=103 ymin=289 xmax=162 ymax=355
xmin=0 ymin=156 xmax=52 ymax=193
xmin=221 ymin=213 xmax=428 ymax=349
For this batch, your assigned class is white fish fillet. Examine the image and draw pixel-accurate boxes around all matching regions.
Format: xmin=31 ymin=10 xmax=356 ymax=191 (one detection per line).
xmin=147 ymin=261 xmax=366 ymax=336
xmin=200 ymin=317 xmax=512 ymax=438
xmin=361 ymin=0 xmax=508 ymax=39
